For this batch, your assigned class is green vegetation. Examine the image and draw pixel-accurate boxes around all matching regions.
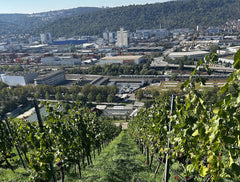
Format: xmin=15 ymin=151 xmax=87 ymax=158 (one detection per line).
xmin=164 ymin=56 xmax=196 ymax=66
xmin=0 ymin=168 xmax=28 ymax=182
xmin=81 ymin=84 xmax=118 ymax=103
xmin=0 ymin=102 xmax=122 ymax=181
xmin=0 ymin=65 xmax=25 ymax=72
xmin=78 ymin=130 xmax=162 ymax=182
xmin=0 ymin=82 xmax=119 ymax=117
xmin=0 ymin=7 xmax=100 ymax=36
xmin=34 ymin=0 xmax=240 ymax=37
xmin=128 ymin=52 xmax=240 ymax=181
xmin=67 ymin=60 xmax=159 ymax=76
xmin=1 ymin=0 xmax=240 ymax=37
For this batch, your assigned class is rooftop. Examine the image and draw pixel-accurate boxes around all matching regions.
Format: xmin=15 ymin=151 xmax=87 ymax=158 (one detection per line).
xmin=101 ymin=55 xmax=144 ymax=60
xmin=35 ymin=70 xmax=63 ymax=80
xmin=169 ymin=51 xmax=209 ymax=56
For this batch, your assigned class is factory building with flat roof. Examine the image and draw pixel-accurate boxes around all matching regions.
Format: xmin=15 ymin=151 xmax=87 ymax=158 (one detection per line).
xmin=169 ymin=51 xmax=209 ymax=59
xmin=34 ymin=70 xmax=65 ymax=86
xmin=100 ymin=55 xmax=144 ymax=65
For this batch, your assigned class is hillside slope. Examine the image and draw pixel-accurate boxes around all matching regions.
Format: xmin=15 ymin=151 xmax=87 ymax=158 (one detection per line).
xmin=0 ymin=7 xmax=101 ymax=35
xmin=34 ymin=0 xmax=240 ymax=37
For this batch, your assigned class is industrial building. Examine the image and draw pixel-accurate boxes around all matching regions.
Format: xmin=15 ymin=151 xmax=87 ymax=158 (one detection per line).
xmin=0 ymin=72 xmax=38 ymax=86
xmin=34 ymin=70 xmax=65 ymax=86
xmin=52 ymin=39 xmax=88 ymax=45
xmin=102 ymin=105 xmax=133 ymax=118
xmin=168 ymin=51 xmax=209 ymax=59
xmin=41 ymin=57 xmax=82 ymax=66
xmin=100 ymin=55 xmax=144 ymax=65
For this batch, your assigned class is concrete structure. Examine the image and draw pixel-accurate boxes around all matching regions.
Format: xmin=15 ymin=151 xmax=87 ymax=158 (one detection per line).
xmin=116 ymin=28 xmax=129 ymax=47
xmin=40 ymin=33 xmax=52 ymax=44
xmin=34 ymin=70 xmax=65 ymax=86
xmin=102 ymin=105 xmax=133 ymax=118
xmin=100 ymin=55 xmax=144 ymax=65
xmin=103 ymin=32 xmax=109 ymax=42
xmin=168 ymin=51 xmax=209 ymax=59
xmin=103 ymin=32 xmax=116 ymax=43
xmin=109 ymin=32 xmax=116 ymax=43
xmin=0 ymin=72 xmax=38 ymax=86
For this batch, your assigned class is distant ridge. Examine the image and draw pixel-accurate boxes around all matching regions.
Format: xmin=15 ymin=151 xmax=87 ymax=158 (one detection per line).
xmin=1 ymin=0 xmax=240 ymax=37
xmin=0 ymin=7 xmax=101 ymax=35
xmin=33 ymin=0 xmax=240 ymax=37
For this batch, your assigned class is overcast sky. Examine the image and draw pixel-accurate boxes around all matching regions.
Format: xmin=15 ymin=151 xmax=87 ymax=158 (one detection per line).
xmin=0 ymin=0 xmax=171 ymax=14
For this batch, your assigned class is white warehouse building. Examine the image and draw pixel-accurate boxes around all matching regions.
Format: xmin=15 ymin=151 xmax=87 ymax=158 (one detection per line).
xmin=0 ymin=72 xmax=38 ymax=86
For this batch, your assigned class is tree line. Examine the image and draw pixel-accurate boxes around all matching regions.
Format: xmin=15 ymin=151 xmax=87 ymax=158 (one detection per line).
xmin=67 ymin=60 xmax=159 ymax=76
xmin=0 ymin=83 xmax=118 ymax=118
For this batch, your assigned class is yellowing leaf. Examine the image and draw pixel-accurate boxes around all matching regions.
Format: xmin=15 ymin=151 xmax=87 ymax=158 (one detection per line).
xmin=213 ymin=107 xmax=219 ymax=114
xmin=229 ymin=151 xmax=234 ymax=166
xmin=192 ymin=129 xmax=199 ymax=137
xmin=200 ymin=165 xmax=208 ymax=177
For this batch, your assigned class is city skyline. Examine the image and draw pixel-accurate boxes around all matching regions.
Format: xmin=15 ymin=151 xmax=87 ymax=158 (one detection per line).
xmin=0 ymin=0 xmax=171 ymax=14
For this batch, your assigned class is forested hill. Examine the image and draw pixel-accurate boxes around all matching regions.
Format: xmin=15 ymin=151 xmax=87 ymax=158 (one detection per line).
xmin=0 ymin=7 xmax=101 ymax=35
xmin=33 ymin=0 xmax=240 ymax=37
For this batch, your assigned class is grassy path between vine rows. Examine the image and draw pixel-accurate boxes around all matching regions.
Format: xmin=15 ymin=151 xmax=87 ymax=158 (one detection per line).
xmin=72 ymin=130 xmax=162 ymax=182
xmin=0 ymin=130 xmax=164 ymax=182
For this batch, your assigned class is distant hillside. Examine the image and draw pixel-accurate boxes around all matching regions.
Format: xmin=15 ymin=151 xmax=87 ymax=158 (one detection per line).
xmin=33 ymin=0 xmax=240 ymax=37
xmin=0 ymin=7 xmax=101 ymax=36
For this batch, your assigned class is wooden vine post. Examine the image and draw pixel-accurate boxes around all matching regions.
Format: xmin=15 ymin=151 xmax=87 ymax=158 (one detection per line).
xmin=163 ymin=94 xmax=174 ymax=182
xmin=33 ymin=99 xmax=57 ymax=182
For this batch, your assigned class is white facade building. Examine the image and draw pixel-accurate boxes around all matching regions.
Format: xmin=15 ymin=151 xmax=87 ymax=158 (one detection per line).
xmin=116 ymin=28 xmax=129 ymax=47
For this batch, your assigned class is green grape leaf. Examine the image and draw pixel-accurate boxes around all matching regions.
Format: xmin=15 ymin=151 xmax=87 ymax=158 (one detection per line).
xmin=230 ymin=163 xmax=240 ymax=176
xmin=186 ymin=164 xmax=195 ymax=173
xmin=181 ymin=80 xmax=190 ymax=90
xmin=233 ymin=49 xmax=240 ymax=69
xmin=220 ymin=83 xmax=229 ymax=93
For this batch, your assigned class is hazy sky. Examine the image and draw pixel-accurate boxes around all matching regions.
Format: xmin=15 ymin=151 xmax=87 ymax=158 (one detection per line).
xmin=0 ymin=0 xmax=171 ymax=14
